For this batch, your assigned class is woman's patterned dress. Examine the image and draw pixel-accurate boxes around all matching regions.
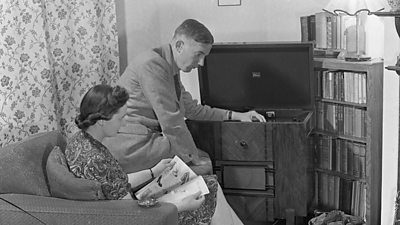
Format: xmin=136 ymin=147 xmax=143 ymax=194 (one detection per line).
xmin=65 ymin=130 xmax=217 ymax=225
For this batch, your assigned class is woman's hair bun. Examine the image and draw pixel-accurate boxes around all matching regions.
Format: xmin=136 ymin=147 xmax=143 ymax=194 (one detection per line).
xmin=75 ymin=84 xmax=129 ymax=130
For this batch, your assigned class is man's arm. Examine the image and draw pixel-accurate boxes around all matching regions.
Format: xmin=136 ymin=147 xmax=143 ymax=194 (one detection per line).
xmin=179 ymin=80 xmax=227 ymax=121
xmin=179 ymin=80 xmax=266 ymax=122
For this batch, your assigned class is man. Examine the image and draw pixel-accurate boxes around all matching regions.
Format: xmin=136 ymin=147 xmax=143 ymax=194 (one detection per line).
xmin=104 ymin=19 xmax=265 ymax=175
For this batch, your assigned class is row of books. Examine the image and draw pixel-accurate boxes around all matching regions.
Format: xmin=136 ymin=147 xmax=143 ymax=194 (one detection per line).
xmin=316 ymin=102 xmax=367 ymax=139
xmin=300 ymin=12 xmax=357 ymax=51
xmin=317 ymin=70 xmax=367 ymax=104
xmin=315 ymin=135 xmax=366 ymax=178
xmin=315 ymin=173 xmax=366 ymax=220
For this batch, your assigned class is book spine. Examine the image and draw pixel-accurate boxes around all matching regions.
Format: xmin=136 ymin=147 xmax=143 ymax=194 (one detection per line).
xmin=334 ymin=176 xmax=340 ymax=209
xmin=331 ymin=15 xmax=337 ymax=50
xmin=340 ymin=139 xmax=348 ymax=174
xmin=315 ymin=12 xmax=328 ymax=49
xmin=347 ymin=141 xmax=354 ymax=176
xmin=353 ymin=143 xmax=361 ymax=178
xmin=326 ymin=16 xmax=333 ymax=49
xmin=309 ymin=15 xmax=316 ymax=44
xmin=328 ymin=174 xmax=335 ymax=208
xmin=359 ymin=144 xmax=366 ymax=178
xmin=300 ymin=16 xmax=309 ymax=42
xmin=341 ymin=178 xmax=352 ymax=214
xmin=321 ymin=173 xmax=329 ymax=208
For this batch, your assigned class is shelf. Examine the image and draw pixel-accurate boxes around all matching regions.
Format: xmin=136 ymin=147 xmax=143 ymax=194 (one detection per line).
xmin=315 ymin=168 xmax=366 ymax=182
xmin=372 ymin=11 xmax=400 ymax=17
xmin=313 ymin=130 xmax=367 ymax=144
xmin=314 ymin=58 xmax=383 ymax=72
xmin=317 ymin=98 xmax=367 ymax=109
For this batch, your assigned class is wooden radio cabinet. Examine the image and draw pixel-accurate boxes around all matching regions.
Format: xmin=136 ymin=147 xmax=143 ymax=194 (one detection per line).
xmin=187 ymin=109 xmax=314 ymax=224
xmin=189 ymin=42 xmax=316 ymax=224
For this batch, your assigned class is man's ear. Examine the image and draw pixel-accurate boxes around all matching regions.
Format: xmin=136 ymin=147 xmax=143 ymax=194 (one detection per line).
xmin=175 ymin=40 xmax=184 ymax=53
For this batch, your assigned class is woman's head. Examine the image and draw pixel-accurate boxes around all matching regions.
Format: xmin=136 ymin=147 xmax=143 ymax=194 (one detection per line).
xmin=75 ymin=85 xmax=129 ymax=136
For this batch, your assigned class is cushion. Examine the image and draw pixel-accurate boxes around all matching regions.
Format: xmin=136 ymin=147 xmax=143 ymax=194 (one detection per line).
xmin=0 ymin=130 xmax=66 ymax=196
xmin=46 ymin=146 xmax=105 ymax=200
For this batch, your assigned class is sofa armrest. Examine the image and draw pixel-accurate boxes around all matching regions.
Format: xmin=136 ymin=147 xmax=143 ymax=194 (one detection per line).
xmin=0 ymin=194 xmax=178 ymax=225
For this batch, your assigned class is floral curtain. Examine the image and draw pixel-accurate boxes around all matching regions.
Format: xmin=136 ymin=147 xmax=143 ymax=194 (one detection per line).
xmin=0 ymin=0 xmax=119 ymax=147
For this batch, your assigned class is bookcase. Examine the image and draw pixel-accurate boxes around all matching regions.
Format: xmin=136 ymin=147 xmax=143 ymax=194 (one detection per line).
xmin=313 ymin=58 xmax=383 ymax=225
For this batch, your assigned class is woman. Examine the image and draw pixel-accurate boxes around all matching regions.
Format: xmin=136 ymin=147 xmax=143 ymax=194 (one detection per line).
xmin=65 ymin=84 xmax=242 ymax=225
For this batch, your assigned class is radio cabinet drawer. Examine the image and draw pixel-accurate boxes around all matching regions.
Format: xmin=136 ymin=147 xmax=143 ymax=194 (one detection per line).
xmin=215 ymin=161 xmax=274 ymax=194
xmin=221 ymin=122 xmax=272 ymax=161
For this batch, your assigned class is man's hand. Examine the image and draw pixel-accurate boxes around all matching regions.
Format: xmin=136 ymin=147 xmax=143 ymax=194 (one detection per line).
xmin=189 ymin=149 xmax=211 ymax=166
xmin=188 ymin=149 xmax=213 ymax=175
xmin=233 ymin=110 xmax=266 ymax=122
xmin=191 ymin=155 xmax=211 ymax=166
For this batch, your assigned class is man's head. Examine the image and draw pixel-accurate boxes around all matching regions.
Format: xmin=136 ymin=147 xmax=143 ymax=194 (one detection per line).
xmin=171 ymin=19 xmax=214 ymax=72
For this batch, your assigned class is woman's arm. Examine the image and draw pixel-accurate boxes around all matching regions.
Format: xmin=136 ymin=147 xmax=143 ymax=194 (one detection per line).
xmin=127 ymin=158 xmax=205 ymax=212
xmin=127 ymin=158 xmax=174 ymax=189
xmin=127 ymin=169 xmax=154 ymax=188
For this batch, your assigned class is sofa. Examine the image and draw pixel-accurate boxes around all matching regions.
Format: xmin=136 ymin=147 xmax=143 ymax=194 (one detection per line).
xmin=0 ymin=130 xmax=178 ymax=225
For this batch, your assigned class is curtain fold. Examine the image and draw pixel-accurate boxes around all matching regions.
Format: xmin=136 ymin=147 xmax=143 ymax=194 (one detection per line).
xmin=0 ymin=0 xmax=119 ymax=147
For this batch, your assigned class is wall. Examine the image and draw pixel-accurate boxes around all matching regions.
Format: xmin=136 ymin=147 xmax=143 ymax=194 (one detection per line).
xmin=381 ymin=17 xmax=400 ymax=225
xmin=116 ymin=0 xmax=398 ymax=223
xmin=115 ymin=0 xmax=161 ymax=71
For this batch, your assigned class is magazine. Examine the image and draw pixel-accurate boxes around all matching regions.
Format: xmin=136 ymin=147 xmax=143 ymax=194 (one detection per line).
xmin=135 ymin=155 xmax=209 ymax=202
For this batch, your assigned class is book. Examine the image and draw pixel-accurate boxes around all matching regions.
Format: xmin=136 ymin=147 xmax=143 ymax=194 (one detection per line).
xmin=347 ymin=141 xmax=354 ymax=176
xmin=326 ymin=15 xmax=333 ymax=49
xmin=300 ymin=13 xmax=349 ymax=51
xmin=334 ymin=176 xmax=340 ymax=209
xmin=308 ymin=15 xmax=316 ymax=43
xmin=353 ymin=143 xmax=361 ymax=178
xmin=300 ymin=15 xmax=316 ymax=44
xmin=359 ymin=144 xmax=366 ymax=178
xmin=328 ymin=174 xmax=335 ymax=208
xmin=315 ymin=12 xmax=329 ymax=49
xmin=135 ymin=155 xmax=209 ymax=202
xmin=340 ymin=179 xmax=353 ymax=214
xmin=300 ymin=16 xmax=309 ymax=42
xmin=320 ymin=172 xmax=329 ymax=208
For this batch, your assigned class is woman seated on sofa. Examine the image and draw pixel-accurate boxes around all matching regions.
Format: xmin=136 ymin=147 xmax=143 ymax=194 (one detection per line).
xmin=64 ymin=84 xmax=243 ymax=225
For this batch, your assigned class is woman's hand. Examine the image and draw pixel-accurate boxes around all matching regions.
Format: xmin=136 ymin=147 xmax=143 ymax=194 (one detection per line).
xmin=151 ymin=158 xmax=175 ymax=177
xmin=171 ymin=191 xmax=205 ymax=212
xmin=233 ymin=110 xmax=266 ymax=122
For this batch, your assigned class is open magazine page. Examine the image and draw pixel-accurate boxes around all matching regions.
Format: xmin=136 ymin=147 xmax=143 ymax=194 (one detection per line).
xmin=135 ymin=155 xmax=209 ymax=200
xmin=158 ymin=175 xmax=209 ymax=202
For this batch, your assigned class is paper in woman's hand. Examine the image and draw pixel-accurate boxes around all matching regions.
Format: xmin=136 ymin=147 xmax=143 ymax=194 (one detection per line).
xmin=135 ymin=155 xmax=209 ymax=201
xmin=157 ymin=175 xmax=209 ymax=202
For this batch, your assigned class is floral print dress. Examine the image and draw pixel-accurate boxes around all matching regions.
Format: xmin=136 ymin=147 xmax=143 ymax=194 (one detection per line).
xmin=65 ymin=131 xmax=131 ymax=200
xmin=65 ymin=130 xmax=218 ymax=225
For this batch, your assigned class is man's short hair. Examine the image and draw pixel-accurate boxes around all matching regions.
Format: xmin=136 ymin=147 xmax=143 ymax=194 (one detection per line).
xmin=173 ymin=19 xmax=214 ymax=44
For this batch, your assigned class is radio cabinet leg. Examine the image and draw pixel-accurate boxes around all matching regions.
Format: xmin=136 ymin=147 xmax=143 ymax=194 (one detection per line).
xmin=285 ymin=208 xmax=295 ymax=225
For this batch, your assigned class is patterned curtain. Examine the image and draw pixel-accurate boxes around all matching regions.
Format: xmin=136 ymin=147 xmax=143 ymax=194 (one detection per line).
xmin=0 ymin=0 xmax=120 ymax=147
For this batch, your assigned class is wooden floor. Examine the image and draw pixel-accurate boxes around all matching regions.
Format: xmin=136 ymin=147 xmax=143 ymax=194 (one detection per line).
xmin=245 ymin=219 xmax=285 ymax=225
xmin=242 ymin=216 xmax=310 ymax=225
xmin=258 ymin=217 xmax=309 ymax=225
